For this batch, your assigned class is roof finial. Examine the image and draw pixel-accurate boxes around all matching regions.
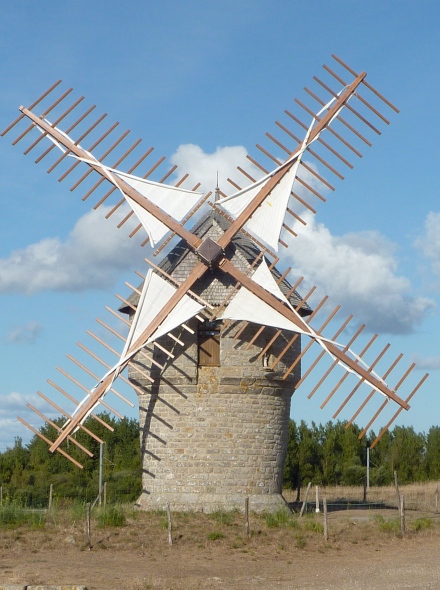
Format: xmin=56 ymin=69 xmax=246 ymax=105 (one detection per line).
xmin=215 ymin=171 xmax=220 ymax=202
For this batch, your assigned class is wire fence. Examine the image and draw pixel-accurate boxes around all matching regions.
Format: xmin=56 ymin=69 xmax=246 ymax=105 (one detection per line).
xmin=0 ymin=479 xmax=140 ymax=509
xmin=284 ymin=480 xmax=440 ymax=517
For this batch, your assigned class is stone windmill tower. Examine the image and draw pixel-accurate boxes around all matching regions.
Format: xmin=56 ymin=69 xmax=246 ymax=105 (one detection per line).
xmin=4 ymin=55 xmax=428 ymax=511
xmin=120 ymin=210 xmax=312 ymax=511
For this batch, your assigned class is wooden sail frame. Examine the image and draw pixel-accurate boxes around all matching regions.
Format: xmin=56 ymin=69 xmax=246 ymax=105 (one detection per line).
xmin=1 ymin=55 xmax=428 ymax=465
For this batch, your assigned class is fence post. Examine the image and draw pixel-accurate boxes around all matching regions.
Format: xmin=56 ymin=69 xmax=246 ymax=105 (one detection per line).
xmin=1 ymin=486 xmax=3 ymax=505
xmin=315 ymin=485 xmax=320 ymax=513
xmin=323 ymin=497 xmax=328 ymax=541
xmin=245 ymin=497 xmax=250 ymax=538
xmin=103 ymin=481 xmax=107 ymax=507
xmin=394 ymin=471 xmax=400 ymax=514
xmin=400 ymin=494 xmax=405 ymax=534
xmin=48 ymin=483 xmax=53 ymax=512
xmin=99 ymin=443 xmax=103 ymax=507
xmin=166 ymin=502 xmax=173 ymax=546
xmin=300 ymin=482 xmax=311 ymax=517
xmin=366 ymin=446 xmax=370 ymax=490
xmin=86 ymin=502 xmax=91 ymax=550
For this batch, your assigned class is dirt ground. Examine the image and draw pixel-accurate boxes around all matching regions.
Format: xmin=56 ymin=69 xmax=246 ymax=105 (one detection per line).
xmin=2 ymin=508 xmax=440 ymax=590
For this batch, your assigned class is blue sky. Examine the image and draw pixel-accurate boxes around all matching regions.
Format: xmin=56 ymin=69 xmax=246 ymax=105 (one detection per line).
xmin=1 ymin=0 xmax=440 ymax=450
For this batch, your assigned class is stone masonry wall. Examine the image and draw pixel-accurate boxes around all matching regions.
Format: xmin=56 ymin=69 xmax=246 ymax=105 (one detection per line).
xmin=130 ymin=319 xmax=301 ymax=512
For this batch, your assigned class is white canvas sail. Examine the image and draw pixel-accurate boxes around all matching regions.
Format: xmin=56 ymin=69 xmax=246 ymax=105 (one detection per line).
xmin=251 ymin=259 xmax=294 ymax=310
xmin=116 ymin=171 xmax=204 ymax=246
xmin=218 ymin=89 xmax=350 ymax=251
xmin=66 ymin=270 xmax=204 ymax=430
xmin=40 ymin=120 xmax=204 ymax=247
xmin=220 ymin=159 xmax=301 ymax=251
xmin=218 ymin=283 xmax=308 ymax=335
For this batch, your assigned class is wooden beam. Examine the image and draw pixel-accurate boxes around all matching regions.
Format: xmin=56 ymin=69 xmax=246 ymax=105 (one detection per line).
xmin=49 ymin=260 xmax=208 ymax=452
xmin=219 ymin=258 xmax=409 ymax=410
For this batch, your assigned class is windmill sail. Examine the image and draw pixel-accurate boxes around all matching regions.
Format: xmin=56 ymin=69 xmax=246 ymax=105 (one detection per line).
xmin=37 ymin=120 xmax=205 ymax=247
xmin=219 ymin=90 xmax=349 ymax=251
xmin=115 ymin=172 xmax=204 ymax=246
xmin=63 ymin=268 xmax=206 ymax=431
xmin=2 ymin=56 xmax=428 ymax=474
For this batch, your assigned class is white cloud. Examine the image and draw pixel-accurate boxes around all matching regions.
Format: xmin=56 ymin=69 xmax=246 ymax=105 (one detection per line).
xmin=5 ymin=320 xmax=44 ymax=344
xmin=284 ymin=215 xmax=434 ymax=335
xmin=1 ymin=141 xmax=432 ymax=340
xmin=415 ymin=211 xmax=440 ymax=284
xmin=171 ymin=143 xmax=260 ymax=195
xmin=410 ymin=355 xmax=440 ymax=371
xmin=0 ymin=205 xmax=144 ymax=294
xmin=170 ymin=144 xmax=434 ymax=335
xmin=0 ymin=392 xmax=57 ymax=450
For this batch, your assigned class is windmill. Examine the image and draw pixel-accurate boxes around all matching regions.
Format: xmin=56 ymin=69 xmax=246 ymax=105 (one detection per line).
xmin=2 ymin=55 xmax=428 ymax=511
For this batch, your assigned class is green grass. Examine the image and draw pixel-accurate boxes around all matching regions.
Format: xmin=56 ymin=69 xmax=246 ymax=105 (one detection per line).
xmin=208 ymin=509 xmax=237 ymax=526
xmin=412 ymin=517 xmax=433 ymax=532
xmin=96 ymin=504 xmax=126 ymax=527
xmin=207 ymin=531 xmax=225 ymax=541
xmin=374 ymin=515 xmax=401 ymax=534
xmin=303 ymin=519 xmax=324 ymax=533
xmin=263 ymin=508 xmax=292 ymax=528
xmin=295 ymin=533 xmax=307 ymax=549
xmin=0 ymin=504 xmax=46 ymax=528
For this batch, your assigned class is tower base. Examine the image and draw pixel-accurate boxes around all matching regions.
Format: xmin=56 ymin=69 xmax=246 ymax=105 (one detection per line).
xmin=136 ymin=491 xmax=288 ymax=513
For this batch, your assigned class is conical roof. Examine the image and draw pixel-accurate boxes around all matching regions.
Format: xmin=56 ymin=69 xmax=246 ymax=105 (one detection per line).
xmin=120 ymin=210 xmax=312 ymax=315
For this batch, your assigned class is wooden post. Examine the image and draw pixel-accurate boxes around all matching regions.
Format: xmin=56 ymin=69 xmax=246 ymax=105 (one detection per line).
xmin=366 ymin=447 xmax=370 ymax=490
xmin=166 ymin=502 xmax=173 ymax=546
xmin=295 ymin=470 xmax=301 ymax=502
xmin=48 ymin=483 xmax=53 ymax=512
xmin=323 ymin=497 xmax=328 ymax=541
xmin=400 ymin=494 xmax=405 ymax=534
xmin=103 ymin=481 xmax=107 ymax=507
xmin=98 ymin=443 xmax=103 ymax=507
xmin=300 ymin=482 xmax=311 ymax=517
xmin=435 ymin=482 xmax=439 ymax=514
xmin=315 ymin=485 xmax=320 ymax=513
xmin=394 ymin=471 xmax=400 ymax=514
xmin=245 ymin=497 xmax=250 ymax=537
xmin=86 ymin=502 xmax=91 ymax=550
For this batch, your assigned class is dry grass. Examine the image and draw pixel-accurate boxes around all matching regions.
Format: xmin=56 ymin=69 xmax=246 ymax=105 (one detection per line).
xmin=1 ymin=487 xmax=440 ymax=557
xmin=3 ymin=496 xmax=440 ymax=590
xmin=283 ymin=481 xmax=440 ymax=512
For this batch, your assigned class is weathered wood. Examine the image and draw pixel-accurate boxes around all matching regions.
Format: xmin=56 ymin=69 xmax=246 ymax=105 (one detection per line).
xmin=394 ymin=471 xmax=401 ymax=514
xmin=245 ymin=497 xmax=250 ymax=538
xmin=323 ymin=497 xmax=328 ymax=541
xmin=218 ymin=72 xmax=366 ymax=249
xmin=400 ymin=494 xmax=405 ymax=534
xmin=86 ymin=502 xmax=91 ymax=549
xmin=300 ymin=482 xmax=312 ymax=517
xmin=167 ymin=502 xmax=173 ymax=546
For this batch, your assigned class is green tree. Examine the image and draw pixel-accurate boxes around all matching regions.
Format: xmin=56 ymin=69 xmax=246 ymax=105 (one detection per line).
xmin=425 ymin=426 xmax=440 ymax=479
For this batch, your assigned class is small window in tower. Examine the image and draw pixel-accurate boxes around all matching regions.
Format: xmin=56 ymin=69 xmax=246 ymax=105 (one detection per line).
xmin=262 ymin=342 xmax=274 ymax=371
xmin=198 ymin=321 xmax=221 ymax=366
